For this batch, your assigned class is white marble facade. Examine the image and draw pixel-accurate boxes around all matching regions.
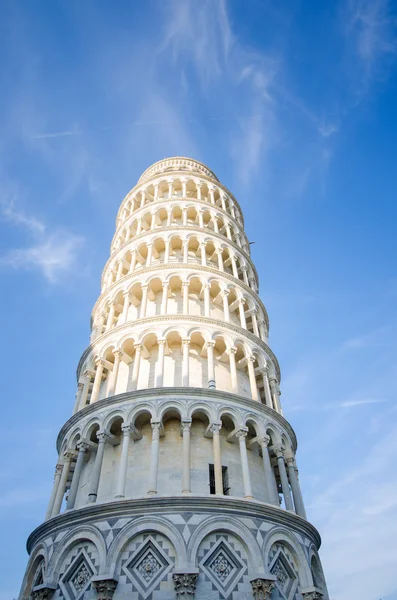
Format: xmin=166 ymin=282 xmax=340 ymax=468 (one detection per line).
xmin=19 ymin=158 xmax=328 ymax=600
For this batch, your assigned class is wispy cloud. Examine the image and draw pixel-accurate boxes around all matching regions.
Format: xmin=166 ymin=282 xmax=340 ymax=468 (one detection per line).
xmin=0 ymin=184 xmax=84 ymax=283
xmin=31 ymin=129 xmax=83 ymax=139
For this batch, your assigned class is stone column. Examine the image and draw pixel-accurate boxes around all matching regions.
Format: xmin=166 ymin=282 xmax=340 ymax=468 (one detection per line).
xmin=242 ymin=266 xmax=249 ymax=285
xmin=197 ymin=182 xmax=202 ymax=200
xmin=116 ymin=260 xmax=123 ymax=280
xmin=129 ymin=250 xmax=137 ymax=273
xmin=203 ymin=284 xmax=211 ymax=317
xmin=105 ymin=303 xmax=115 ymax=331
xmin=217 ymin=249 xmax=224 ymax=271
xmin=115 ymin=424 xmax=132 ymax=498
xmin=231 ymin=254 xmax=239 ymax=278
xmin=211 ymin=423 xmax=223 ymax=495
xmin=45 ymin=464 xmax=63 ymax=520
xmin=250 ymin=578 xmax=276 ymax=600
xmin=146 ymin=243 xmax=153 ymax=267
xmin=222 ymin=290 xmax=230 ymax=322
xmin=66 ymin=442 xmax=90 ymax=510
xmin=150 ymin=212 xmax=156 ymax=229
xmin=247 ymin=356 xmax=259 ymax=401
xmin=122 ymin=292 xmax=130 ymax=323
xmin=182 ymin=179 xmax=187 ymax=197
xmin=90 ymin=360 xmax=104 ymax=404
xmin=72 ymin=382 xmax=84 ymax=414
xmin=220 ymin=194 xmax=227 ymax=211
xmin=154 ymin=183 xmax=159 ymax=200
xmin=226 ymin=348 xmax=238 ymax=394
xmin=108 ymin=350 xmax=122 ymax=397
xmin=259 ymin=320 xmax=267 ymax=341
xmin=168 ymin=180 xmax=173 ymax=197
xmin=148 ymin=422 xmax=161 ymax=495
xmin=156 ymin=339 xmax=166 ymax=387
xmin=301 ymin=591 xmax=323 ymax=600
xmin=79 ymin=371 xmax=93 ymax=410
xmin=164 ymin=239 xmax=170 ymax=263
xmin=252 ymin=310 xmax=260 ymax=336
xmin=286 ymin=457 xmax=307 ymax=519
xmin=88 ymin=432 xmax=108 ymax=503
xmin=200 ymin=242 xmax=207 ymax=266
xmin=182 ymin=339 xmax=190 ymax=386
xmin=182 ymin=207 xmax=188 ymax=226
xmin=238 ymin=300 xmax=247 ymax=328
xmin=131 ymin=344 xmax=142 ymax=390
xmin=198 ymin=210 xmax=204 ymax=228
xmin=181 ymin=421 xmax=191 ymax=494
xmin=269 ymin=377 xmax=282 ymax=414
xmin=161 ymin=281 xmax=169 ymax=314
xmin=262 ymin=370 xmax=273 ymax=409
xmin=236 ymin=429 xmax=253 ymax=499
xmin=182 ymin=281 xmax=189 ymax=314
xmin=51 ymin=452 xmax=74 ymax=517
xmin=274 ymin=446 xmax=294 ymax=511
xmin=212 ymin=216 xmax=219 ymax=233
xmin=92 ymin=578 xmax=118 ymax=600
xmin=166 ymin=210 xmax=172 ymax=227
xmin=209 ymin=187 xmax=215 ymax=204
xmin=259 ymin=436 xmax=279 ymax=505
xmin=173 ymin=572 xmax=199 ymax=598
xmin=140 ymin=189 xmax=146 ymax=208
xmin=206 ymin=342 xmax=216 ymax=389
xmin=136 ymin=217 xmax=142 ymax=235
xmin=140 ymin=285 xmax=148 ymax=318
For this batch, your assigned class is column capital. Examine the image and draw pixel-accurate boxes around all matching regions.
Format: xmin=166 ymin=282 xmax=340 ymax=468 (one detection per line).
xmin=32 ymin=586 xmax=57 ymax=600
xmin=122 ymin=290 xmax=130 ymax=298
xmin=172 ymin=571 xmax=199 ymax=596
xmin=181 ymin=420 xmax=192 ymax=433
xmin=205 ymin=341 xmax=215 ymax=349
xmin=84 ymin=369 xmax=95 ymax=380
xmin=121 ymin=423 xmax=133 ymax=436
xmin=63 ymin=450 xmax=76 ymax=462
xmin=250 ymin=577 xmax=276 ymax=599
xmin=158 ymin=338 xmax=166 ymax=346
xmin=227 ymin=346 xmax=237 ymax=355
xmin=286 ymin=456 xmax=296 ymax=467
xmin=92 ymin=578 xmax=118 ymax=600
xmin=112 ymin=349 xmax=123 ymax=361
xmin=221 ymin=288 xmax=230 ymax=297
xmin=97 ymin=431 xmax=110 ymax=444
xmin=273 ymin=445 xmax=285 ymax=459
xmin=54 ymin=463 xmax=63 ymax=476
xmin=134 ymin=343 xmax=143 ymax=352
xmin=258 ymin=434 xmax=271 ymax=448
xmin=236 ymin=428 xmax=248 ymax=439
xmin=301 ymin=591 xmax=324 ymax=600
xmin=182 ymin=338 xmax=190 ymax=347
xmin=77 ymin=441 xmax=92 ymax=452
xmin=210 ymin=422 xmax=222 ymax=435
xmin=247 ymin=354 xmax=256 ymax=363
xmin=95 ymin=357 xmax=106 ymax=368
xmin=77 ymin=382 xmax=84 ymax=391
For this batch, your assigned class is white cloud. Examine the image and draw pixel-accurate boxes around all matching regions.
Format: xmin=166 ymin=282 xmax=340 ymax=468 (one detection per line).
xmin=1 ymin=232 xmax=84 ymax=283
xmin=0 ymin=186 xmax=45 ymax=233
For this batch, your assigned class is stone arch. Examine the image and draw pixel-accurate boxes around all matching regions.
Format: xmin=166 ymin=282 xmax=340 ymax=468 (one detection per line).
xmin=128 ymin=404 xmax=155 ymax=425
xmin=243 ymin=414 xmax=264 ymax=437
xmin=103 ymin=409 xmax=127 ymax=431
xmin=263 ymin=527 xmax=313 ymax=589
xmin=187 ymin=516 xmax=262 ymax=573
xmin=83 ymin=418 xmax=102 ymax=440
xmin=158 ymin=400 xmax=186 ymax=422
xmin=106 ymin=516 xmax=187 ymax=576
xmin=19 ymin=544 xmax=48 ymax=599
xmin=47 ymin=525 xmax=107 ymax=580
xmin=309 ymin=547 xmax=327 ymax=594
xmin=188 ymin=402 xmax=215 ymax=423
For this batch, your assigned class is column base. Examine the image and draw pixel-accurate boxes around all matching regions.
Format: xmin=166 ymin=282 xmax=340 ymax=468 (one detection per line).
xmin=208 ymin=380 xmax=216 ymax=389
xmin=114 ymin=494 xmax=125 ymax=499
xmin=147 ymin=490 xmax=157 ymax=496
xmin=87 ymin=494 xmax=97 ymax=503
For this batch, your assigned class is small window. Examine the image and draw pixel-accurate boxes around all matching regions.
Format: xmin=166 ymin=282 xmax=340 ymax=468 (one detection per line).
xmin=209 ymin=464 xmax=230 ymax=495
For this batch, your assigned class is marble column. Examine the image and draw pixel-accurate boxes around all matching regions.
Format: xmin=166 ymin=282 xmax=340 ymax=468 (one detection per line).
xmin=122 ymin=292 xmax=130 ymax=324
xmin=274 ymin=446 xmax=294 ymax=511
xmin=236 ymin=429 xmax=253 ymax=499
xmin=247 ymin=356 xmax=259 ymax=401
xmin=231 ymin=254 xmax=239 ymax=278
xmin=182 ymin=281 xmax=189 ymax=314
xmin=197 ymin=182 xmax=202 ymax=200
xmin=259 ymin=320 xmax=267 ymax=341
xmin=203 ymin=284 xmax=210 ymax=317
xmin=181 ymin=421 xmax=191 ymax=494
xmin=301 ymin=591 xmax=323 ymax=600
xmin=106 ymin=303 xmax=115 ymax=331
xmin=45 ymin=464 xmax=63 ymax=520
xmin=88 ymin=432 xmax=108 ymax=503
xmin=286 ymin=457 xmax=307 ymax=519
xmin=252 ymin=310 xmax=260 ymax=336
xmin=72 ymin=382 xmax=84 ymax=414
xmin=32 ymin=587 xmax=57 ymax=600
xmin=128 ymin=250 xmax=137 ymax=273
xmin=140 ymin=189 xmax=146 ymax=208
xmin=90 ymin=360 xmax=104 ymax=404
xmin=228 ymin=348 xmax=238 ymax=392
xmin=182 ymin=208 xmax=188 ymax=226
xmin=161 ymin=281 xmax=169 ymax=314
xmin=154 ymin=183 xmax=159 ymax=200
xmin=259 ymin=435 xmax=279 ymax=505
xmin=262 ymin=370 xmax=273 ymax=409
xmin=116 ymin=260 xmax=123 ymax=280
xmin=108 ymin=350 xmax=122 ymax=397
xmin=222 ymin=290 xmax=230 ymax=322
xmin=182 ymin=339 xmax=190 ymax=386
xmin=183 ymin=240 xmax=188 ymax=263
xmin=238 ymin=301 xmax=247 ymax=328
xmin=211 ymin=423 xmax=223 ymax=495
xmin=146 ymin=243 xmax=153 ymax=267
xmin=156 ymin=339 xmax=165 ymax=387
xmin=206 ymin=342 xmax=216 ymax=389
xmin=79 ymin=371 xmax=93 ymax=410
xmin=66 ymin=442 xmax=90 ymax=510
xmin=140 ymin=285 xmax=148 ymax=318
xmin=200 ymin=243 xmax=207 ymax=266
xmin=150 ymin=212 xmax=156 ymax=229
xmin=131 ymin=344 xmax=142 ymax=391
xmin=115 ymin=424 xmax=132 ymax=498
xmin=51 ymin=452 xmax=74 ymax=517
xmin=198 ymin=210 xmax=204 ymax=228
xmin=148 ymin=422 xmax=161 ymax=495
xmin=182 ymin=179 xmax=187 ymax=197
xmin=217 ymin=249 xmax=224 ymax=271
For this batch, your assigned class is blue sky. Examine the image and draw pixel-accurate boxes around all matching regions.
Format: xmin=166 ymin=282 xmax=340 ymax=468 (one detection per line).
xmin=0 ymin=1 xmax=396 ymax=598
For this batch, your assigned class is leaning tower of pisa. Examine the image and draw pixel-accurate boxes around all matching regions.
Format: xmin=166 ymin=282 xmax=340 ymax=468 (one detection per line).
xmin=19 ymin=157 xmax=328 ymax=600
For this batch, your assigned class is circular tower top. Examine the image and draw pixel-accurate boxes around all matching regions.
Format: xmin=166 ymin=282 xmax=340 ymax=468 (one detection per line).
xmin=138 ymin=156 xmax=220 ymax=184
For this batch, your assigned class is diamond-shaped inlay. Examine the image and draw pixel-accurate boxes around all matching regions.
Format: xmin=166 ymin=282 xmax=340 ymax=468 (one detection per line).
xmin=200 ymin=538 xmax=246 ymax=598
xmin=59 ymin=549 xmax=95 ymax=600
xmin=270 ymin=549 xmax=297 ymax=600
xmin=122 ymin=536 xmax=173 ymax=598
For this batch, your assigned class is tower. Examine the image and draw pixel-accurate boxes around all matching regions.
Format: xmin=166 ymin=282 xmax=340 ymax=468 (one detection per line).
xmin=20 ymin=157 xmax=328 ymax=600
